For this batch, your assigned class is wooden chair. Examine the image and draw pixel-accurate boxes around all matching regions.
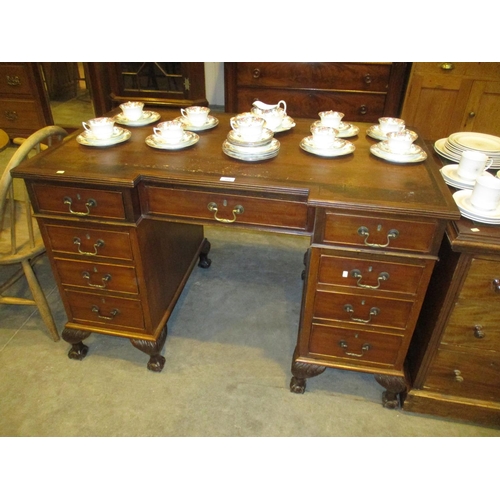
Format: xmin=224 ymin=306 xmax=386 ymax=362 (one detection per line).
xmin=0 ymin=126 xmax=68 ymax=341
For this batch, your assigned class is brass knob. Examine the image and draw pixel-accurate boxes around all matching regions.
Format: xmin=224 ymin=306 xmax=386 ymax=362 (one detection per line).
xmin=493 ymin=278 xmax=500 ymax=292
xmin=469 ymin=111 xmax=476 ymax=118
xmin=453 ymin=370 xmax=464 ymax=382
xmin=364 ymin=74 xmax=372 ymax=84
xmin=359 ymin=105 xmax=367 ymax=115
xmin=473 ymin=325 xmax=485 ymax=339
xmin=440 ymin=62 xmax=455 ymax=71
xmin=252 ymin=68 xmax=261 ymax=79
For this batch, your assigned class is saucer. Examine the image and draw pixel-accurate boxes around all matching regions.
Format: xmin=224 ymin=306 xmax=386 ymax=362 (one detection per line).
xmin=114 ymin=111 xmax=161 ymax=127
xmin=379 ymin=141 xmax=423 ymax=156
xmin=312 ymin=121 xmax=359 ymax=138
xmin=366 ymin=125 xmax=387 ymax=141
xmin=77 ymin=127 xmax=131 ymax=147
xmin=370 ymin=143 xmax=427 ymax=163
xmin=453 ymin=189 xmax=500 ymax=224
xmin=145 ymin=131 xmax=199 ymax=150
xmin=177 ymin=115 xmax=219 ymax=131
xmin=440 ymin=164 xmax=475 ymax=189
xmin=300 ymin=137 xmax=355 ymax=157
xmin=272 ymin=116 xmax=296 ymax=133
xmin=222 ymin=139 xmax=280 ymax=161
xmin=227 ymin=128 xmax=274 ymax=147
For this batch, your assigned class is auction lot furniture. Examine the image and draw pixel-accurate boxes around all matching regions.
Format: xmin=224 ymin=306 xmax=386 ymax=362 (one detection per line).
xmin=12 ymin=110 xmax=459 ymax=407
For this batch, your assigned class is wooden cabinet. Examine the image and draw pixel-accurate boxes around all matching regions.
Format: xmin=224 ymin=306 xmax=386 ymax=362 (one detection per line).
xmin=405 ymin=217 xmax=500 ymax=426
xmin=0 ymin=63 xmax=53 ymax=138
xmin=401 ymin=62 xmax=500 ymax=141
xmin=224 ymin=62 xmax=410 ymax=122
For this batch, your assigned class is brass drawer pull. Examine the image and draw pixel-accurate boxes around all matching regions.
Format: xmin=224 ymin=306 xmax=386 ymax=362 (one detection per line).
xmin=344 ymin=304 xmax=380 ymax=323
xmin=473 ymin=325 xmax=485 ymax=339
xmin=493 ymin=278 xmax=500 ymax=292
xmin=63 ymin=196 xmax=97 ymax=216
xmin=91 ymin=305 xmax=119 ymax=321
xmin=6 ymin=75 xmax=21 ymax=86
xmin=359 ymin=105 xmax=367 ymax=115
xmin=5 ymin=110 xmax=18 ymax=121
xmin=252 ymin=68 xmax=261 ymax=79
xmin=339 ymin=341 xmax=371 ymax=357
xmin=453 ymin=369 xmax=464 ymax=383
xmin=357 ymin=226 xmax=399 ymax=248
xmin=73 ymin=237 xmax=104 ymax=256
xmin=207 ymin=202 xmax=244 ymax=224
xmin=350 ymin=269 xmax=390 ymax=289
xmin=82 ymin=271 xmax=111 ymax=289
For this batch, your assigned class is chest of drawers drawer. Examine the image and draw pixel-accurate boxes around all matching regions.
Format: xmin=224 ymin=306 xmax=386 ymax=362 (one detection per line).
xmin=32 ymin=184 xmax=128 ymax=221
xmin=318 ymin=211 xmax=439 ymax=254
xmin=424 ymin=348 xmax=500 ymax=401
xmin=44 ymin=223 xmax=134 ymax=261
xmin=0 ymin=64 xmax=32 ymax=95
xmin=54 ymin=258 xmax=139 ymax=295
xmin=0 ymin=98 xmax=46 ymax=130
xmin=141 ymin=185 xmax=311 ymax=231
xmin=454 ymin=258 xmax=500 ymax=301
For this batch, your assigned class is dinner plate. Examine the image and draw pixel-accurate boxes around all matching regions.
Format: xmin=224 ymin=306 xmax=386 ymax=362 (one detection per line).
xmin=177 ymin=115 xmax=219 ymax=131
xmin=145 ymin=131 xmax=199 ymax=150
xmin=223 ymin=137 xmax=280 ymax=155
xmin=300 ymin=137 xmax=355 ymax=157
xmin=448 ymin=132 xmax=500 ymax=153
xmin=114 ymin=111 xmax=161 ymax=127
xmin=222 ymin=140 xmax=280 ymax=161
xmin=370 ymin=143 xmax=427 ymax=163
xmin=77 ymin=127 xmax=131 ymax=147
xmin=434 ymin=137 xmax=500 ymax=167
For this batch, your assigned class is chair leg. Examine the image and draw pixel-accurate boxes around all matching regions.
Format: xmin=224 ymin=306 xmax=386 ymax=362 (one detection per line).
xmin=21 ymin=259 xmax=60 ymax=341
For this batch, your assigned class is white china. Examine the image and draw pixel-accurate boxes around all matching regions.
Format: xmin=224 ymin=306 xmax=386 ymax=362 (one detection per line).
xmin=273 ymin=115 xmax=296 ymax=133
xmin=312 ymin=120 xmax=358 ymax=138
xmin=300 ymin=137 xmax=355 ymax=157
xmin=310 ymin=123 xmax=338 ymax=149
xmin=440 ymin=164 xmax=475 ymax=189
xmin=251 ymin=100 xmax=287 ymax=131
xmin=457 ymin=149 xmax=493 ymax=180
xmin=153 ymin=120 xmax=185 ymax=144
xmin=378 ymin=117 xmax=405 ymax=134
xmin=114 ymin=110 xmax=161 ymax=127
xmin=386 ymin=130 xmax=418 ymax=154
xmin=379 ymin=141 xmax=423 ymax=156
xmin=82 ymin=117 xmax=115 ymax=140
xmin=119 ymin=101 xmax=144 ymax=121
xmin=180 ymin=106 xmax=210 ymax=127
xmin=434 ymin=134 xmax=500 ymax=168
xmin=230 ymin=113 xmax=266 ymax=141
xmin=448 ymin=131 xmax=500 ymax=153
xmin=469 ymin=173 xmax=500 ymax=211
xmin=77 ymin=127 xmax=131 ymax=147
xmin=145 ymin=131 xmax=199 ymax=150
xmin=222 ymin=138 xmax=280 ymax=161
xmin=227 ymin=127 xmax=273 ymax=147
xmin=370 ymin=143 xmax=427 ymax=163
xmin=366 ymin=125 xmax=389 ymax=141
xmin=177 ymin=115 xmax=219 ymax=131
xmin=319 ymin=110 xmax=344 ymax=128
xmin=453 ymin=189 xmax=500 ymax=224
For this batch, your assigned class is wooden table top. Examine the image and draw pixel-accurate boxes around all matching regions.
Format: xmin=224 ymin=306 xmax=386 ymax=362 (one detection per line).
xmin=13 ymin=109 xmax=460 ymax=220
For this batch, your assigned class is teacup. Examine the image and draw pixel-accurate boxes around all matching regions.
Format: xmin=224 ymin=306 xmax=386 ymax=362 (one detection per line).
xmin=379 ymin=117 xmax=405 ymax=135
xmin=457 ymin=150 xmax=493 ymax=180
xmin=119 ymin=101 xmax=144 ymax=121
xmin=386 ymin=130 xmax=418 ymax=154
xmin=82 ymin=117 xmax=115 ymax=140
xmin=319 ymin=111 xmax=344 ymax=129
xmin=181 ymin=106 xmax=210 ymax=126
xmin=251 ymin=100 xmax=287 ymax=131
xmin=469 ymin=173 xmax=500 ymax=211
xmin=311 ymin=124 xmax=338 ymax=149
xmin=230 ymin=113 xmax=266 ymax=141
xmin=153 ymin=120 xmax=185 ymax=143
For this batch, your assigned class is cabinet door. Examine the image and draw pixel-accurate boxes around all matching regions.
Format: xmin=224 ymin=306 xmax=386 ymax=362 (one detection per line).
xmin=401 ymin=72 xmax=472 ymax=141
xmin=461 ymin=81 xmax=500 ymax=136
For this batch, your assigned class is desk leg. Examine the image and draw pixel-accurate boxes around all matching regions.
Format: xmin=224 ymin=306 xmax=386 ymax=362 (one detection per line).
xmin=62 ymin=328 xmax=91 ymax=360
xmin=290 ymin=349 xmax=327 ymax=394
xmin=198 ymin=238 xmax=212 ymax=269
xmin=374 ymin=374 xmax=408 ymax=409
xmin=130 ymin=326 xmax=168 ymax=372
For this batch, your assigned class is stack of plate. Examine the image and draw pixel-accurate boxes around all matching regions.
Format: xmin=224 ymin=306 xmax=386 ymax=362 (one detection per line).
xmin=435 ymin=132 xmax=500 ymax=168
xmin=222 ymin=128 xmax=280 ymax=161
xmin=453 ymin=189 xmax=500 ymax=225
xmin=439 ymin=164 xmax=475 ymax=190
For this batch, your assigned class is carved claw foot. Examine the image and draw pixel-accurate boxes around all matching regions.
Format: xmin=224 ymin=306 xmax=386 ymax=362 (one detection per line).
xmin=198 ymin=238 xmax=212 ymax=269
xmin=290 ymin=356 xmax=327 ymax=394
xmin=130 ymin=325 xmax=168 ymax=372
xmin=62 ymin=328 xmax=91 ymax=361
xmin=374 ymin=374 xmax=408 ymax=409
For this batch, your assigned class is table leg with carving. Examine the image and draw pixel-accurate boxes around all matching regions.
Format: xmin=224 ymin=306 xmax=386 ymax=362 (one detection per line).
xmin=374 ymin=374 xmax=408 ymax=409
xmin=290 ymin=349 xmax=327 ymax=393
xmin=129 ymin=325 xmax=168 ymax=372
xmin=62 ymin=328 xmax=91 ymax=360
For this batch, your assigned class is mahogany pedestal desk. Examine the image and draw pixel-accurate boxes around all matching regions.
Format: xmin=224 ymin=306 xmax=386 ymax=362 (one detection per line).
xmin=12 ymin=110 xmax=459 ymax=408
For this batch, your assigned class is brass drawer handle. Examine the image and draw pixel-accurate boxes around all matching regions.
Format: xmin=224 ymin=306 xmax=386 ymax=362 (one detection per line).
xmin=6 ymin=75 xmax=21 ymax=86
xmin=440 ymin=62 xmax=455 ymax=71
xmin=357 ymin=226 xmax=399 ymax=248
xmin=344 ymin=304 xmax=380 ymax=323
xmin=82 ymin=271 xmax=111 ymax=289
xmin=493 ymin=278 xmax=500 ymax=292
xmin=473 ymin=325 xmax=485 ymax=339
xmin=453 ymin=369 xmax=464 ymax=383
xmin=91 ymin=305 xmax=119 ymax=321
xmin=207 ymin=202 xmax=244 ymax=224
xmin=64 ymin=196 xmax=97 ymax=216
xmin=73 ymin=237 xmax=104 ymax=256
xmin=339 ymin=341 xmax=371 ymax=357
xmin=350 ymin=269 xmax=389 ymax=289
xmin=4 ymin=110 xmax=18 ymax=121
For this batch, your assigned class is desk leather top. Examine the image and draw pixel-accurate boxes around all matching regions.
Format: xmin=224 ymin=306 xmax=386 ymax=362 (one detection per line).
xmin=13 ymin=109 xmax=460 ymax=220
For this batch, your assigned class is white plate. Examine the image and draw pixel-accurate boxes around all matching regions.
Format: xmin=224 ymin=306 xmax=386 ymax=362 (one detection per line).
xmin=114 ymin=111 xmax=161 ymax=127
xmin=434 ymin=137 xmax=500 ymax=167
xmin=453 ymin=189 xmax=500 ymax=223
xmin=222 ymin=140 xmax=280 ymax=161
xmin=379 ymin=141 xmax=424 ymax=156
xmin=370 ymin=143 xmax=427 ymax=163
xmin=272 ymin=116 xmax=296 ymax=133
xmin=448 ymin=132 xmax=500 ymax=153
xmin=177 ymin=115 xmax=219 ymax=131
xmin=366 ymin=125 xmax=387 ymax=141
xmin=337 ymin=123 xmax=359 ymax=138
xmin=222 ymin=138 xmax=280 ymax=156
xmin=77 ymin=127 xmax=131 ymax=147
xmin=145 ymin=131 xmax=199 ymax=150
xmin=300 ymin=137 xmax=355 ymax=157
xmin=226 ymin=128 xmax=274 ymax=147
xmin=440 ymin=164 xmax=475 ymax=188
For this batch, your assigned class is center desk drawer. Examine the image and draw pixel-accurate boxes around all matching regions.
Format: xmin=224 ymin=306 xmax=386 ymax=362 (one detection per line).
xmin=319 ymin=211 xmax=439 ymax=253
xmin=44 ymin=223 xmax=134 ymax=261
xmin=141 ymin=185 xmax=310 ymax=231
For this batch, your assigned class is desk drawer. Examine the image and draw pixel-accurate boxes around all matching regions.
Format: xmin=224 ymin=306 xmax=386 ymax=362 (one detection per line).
xmin=54 ymin=258 xmax=139 ymax=294
xmin=32 ymin=184 xmax=127 ymax=221
xmin=45 ymin=223 xmax=134 ymax=261
xmin=142 ymin=185 xmax=310 ymax=231
xmin=65 ymin=290 xmax=145 ymax=331
xmin=321 ymin=211 xmax=438 ymax=253
xmin=308 ymin=323 xmax=403 ymax=367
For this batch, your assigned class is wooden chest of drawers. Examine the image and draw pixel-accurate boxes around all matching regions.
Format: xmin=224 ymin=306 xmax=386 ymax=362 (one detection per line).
xmin=405 ymin=218 xmax=500 ymax=426
xmin=0 ymin=63 xmax=53 ymax=138
xmin=224 ymin=62 xmax=410 ymax=122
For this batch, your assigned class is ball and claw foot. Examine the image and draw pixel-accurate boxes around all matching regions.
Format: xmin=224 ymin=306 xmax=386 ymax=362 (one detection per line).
xmin=62 ymin=328 xmax=91 ymax=361
xmin=290 ymin=376 xmax=307 ymax=394
xmin=198 ymin=239 xmax=212 ymax=269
